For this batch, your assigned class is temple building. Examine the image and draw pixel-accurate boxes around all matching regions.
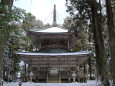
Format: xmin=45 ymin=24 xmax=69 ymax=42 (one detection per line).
xmin=17 ymin=5 xmax=91 ymax=82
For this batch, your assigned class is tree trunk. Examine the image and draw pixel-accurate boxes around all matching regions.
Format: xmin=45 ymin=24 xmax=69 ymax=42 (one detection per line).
xmin=0 ymin=39 xmax=3 ymax=78
xmin=91 ymin=0 xmax=109 ymax=85
xmin=0 ymin=32 xmax=6 ymax=78
xmin=105 ymin=0 xmax=115 ymax=85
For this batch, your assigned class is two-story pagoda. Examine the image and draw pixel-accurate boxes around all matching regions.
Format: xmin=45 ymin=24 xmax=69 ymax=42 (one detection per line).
xmin=17 ymin=5 xmax=91 ymax=82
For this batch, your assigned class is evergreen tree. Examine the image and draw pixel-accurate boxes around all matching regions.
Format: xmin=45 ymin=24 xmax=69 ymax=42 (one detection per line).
xmin=66 ymin=0 xmax=109 ymax=85
xmin=105 ymin=0 xmax=115 ymax=85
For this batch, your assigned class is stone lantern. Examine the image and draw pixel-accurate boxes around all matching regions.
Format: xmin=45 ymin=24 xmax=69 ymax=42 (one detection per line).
xmin=29 ymin=71 xmax=33 ymax=82
xmin=17 ymin=72 xmax=21 ymax=79
xmin=72 ymin=72 xmax=76 ymax=83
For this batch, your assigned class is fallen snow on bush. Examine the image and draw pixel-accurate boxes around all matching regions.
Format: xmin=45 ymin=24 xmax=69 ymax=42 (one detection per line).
xmin=3 ymin=80 xmax=100 ymax=86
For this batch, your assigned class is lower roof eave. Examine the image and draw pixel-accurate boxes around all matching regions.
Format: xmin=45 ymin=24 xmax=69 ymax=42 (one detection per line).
xmin=16 ymin=51 xmax=92 ymax=65
xmin=16 ymin=51 xmax=92 ymax=56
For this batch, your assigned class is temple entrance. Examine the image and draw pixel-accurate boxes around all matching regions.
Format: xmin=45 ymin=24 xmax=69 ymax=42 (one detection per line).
xmin=47 ymin=68 xmax=60 ymax=83
xmin=47 ymin=74 xmax=60 ymax=83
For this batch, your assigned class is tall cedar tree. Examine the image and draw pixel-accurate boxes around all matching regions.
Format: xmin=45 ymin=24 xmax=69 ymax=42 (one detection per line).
xmin=91 ymin=0 xmax=109 ymax=85
xmin=66 ymin=0 xmax=109 ymax=85
xmin=105 ymin=0 xmax=115 ymax=84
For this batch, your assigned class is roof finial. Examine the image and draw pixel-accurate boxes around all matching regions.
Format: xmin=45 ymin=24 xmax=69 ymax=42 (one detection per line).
xmin=53 ymin=4 xmax=56 ymax=23
xmin=52 ymin=4 xmax=57 ymax=27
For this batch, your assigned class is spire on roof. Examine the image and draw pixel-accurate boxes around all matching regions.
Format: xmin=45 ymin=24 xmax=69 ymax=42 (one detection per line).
xmin=53 ymin=4 xmax=56 ymax=23
xmin=52 ymin=4 xmax=57 ymax=27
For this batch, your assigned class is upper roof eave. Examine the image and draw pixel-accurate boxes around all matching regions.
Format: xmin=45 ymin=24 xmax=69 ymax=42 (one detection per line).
xmin=30 ymin=27 xmax=68 ymax=34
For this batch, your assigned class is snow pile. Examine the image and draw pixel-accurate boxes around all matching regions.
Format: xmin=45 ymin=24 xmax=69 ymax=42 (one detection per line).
xmin=3 ymin=80 xmax=100 ymax=86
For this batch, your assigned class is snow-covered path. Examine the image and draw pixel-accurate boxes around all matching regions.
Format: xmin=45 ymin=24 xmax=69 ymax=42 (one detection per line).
xmin=3 ymin=80 xmax=99 ymax=86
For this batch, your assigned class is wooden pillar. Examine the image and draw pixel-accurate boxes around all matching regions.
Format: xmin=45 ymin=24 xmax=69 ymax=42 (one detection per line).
xmin=67 ymin=60 xmax=70 ymax=83
xmin=24 ymin=64 xmax=27 ymax=81
xmin=76 ymin=65 xmax=80 ymax=82
xmin=59 ymin=63 xmax=61 ymax=83
xmin=83 ymin=63 xmax=86 ymax=82
xmin=76 ymin=65 xmax=80 ymax=71
xmin=39 ymin=40 xmax=41 ymax=49
xmin=46 ymin=73 xmax=48 ymax=82
xmin=67 ymin=40 xmax=70 ymax=50
xmin=59 ymin=73 xmax=61 ymax=83
xmin=86 ymin=64 xmax=89 ymax=80
xmin=28 ymin=64 xmax=31 ymax=75
xmin=88 ymin=58 xmax=92 ymax=80
xmin=94 ymin=62 xmax=97 ymax=79
xmin=68 ymin=77 xmax=70 ymax=83
xmin=28 ymin=64 xmax=31 ymax=81
xmin=68 ymin=71 xmax=70 ymax=83
xmin=25 ymin=64 xmax=27 ymax=75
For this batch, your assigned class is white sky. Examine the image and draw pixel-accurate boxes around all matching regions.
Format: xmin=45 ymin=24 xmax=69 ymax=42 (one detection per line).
xmin=13 ymin=0 xmax=105 ymax=25
xmin=13 ymin=0 xmax=69 ymax=25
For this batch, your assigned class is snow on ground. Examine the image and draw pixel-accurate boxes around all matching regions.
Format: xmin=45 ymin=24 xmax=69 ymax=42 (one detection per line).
xmin=3 ymin=80 xmax=99 ymax=86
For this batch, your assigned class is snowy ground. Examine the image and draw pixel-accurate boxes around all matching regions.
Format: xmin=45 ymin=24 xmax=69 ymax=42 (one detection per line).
xmin=3 ymin=80 xmax=100 ymax=86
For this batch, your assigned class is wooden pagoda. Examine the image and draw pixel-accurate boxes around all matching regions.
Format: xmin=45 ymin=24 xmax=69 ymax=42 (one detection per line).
xmin=17 ymin=5 xmax=91 ymax=82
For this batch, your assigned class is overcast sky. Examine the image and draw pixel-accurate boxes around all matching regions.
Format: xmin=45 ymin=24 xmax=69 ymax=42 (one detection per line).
xmin=13 ymin=0 xmax=69 ymax=25
xmin=13 ymin=0 xmax=105 ymax=25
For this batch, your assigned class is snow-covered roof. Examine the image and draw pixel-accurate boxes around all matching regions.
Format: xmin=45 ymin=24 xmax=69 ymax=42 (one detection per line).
xmin=16 ymin=51 xmax=91 ymax=56
xmin=31 ymin=27 xmax=68 ymax=33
